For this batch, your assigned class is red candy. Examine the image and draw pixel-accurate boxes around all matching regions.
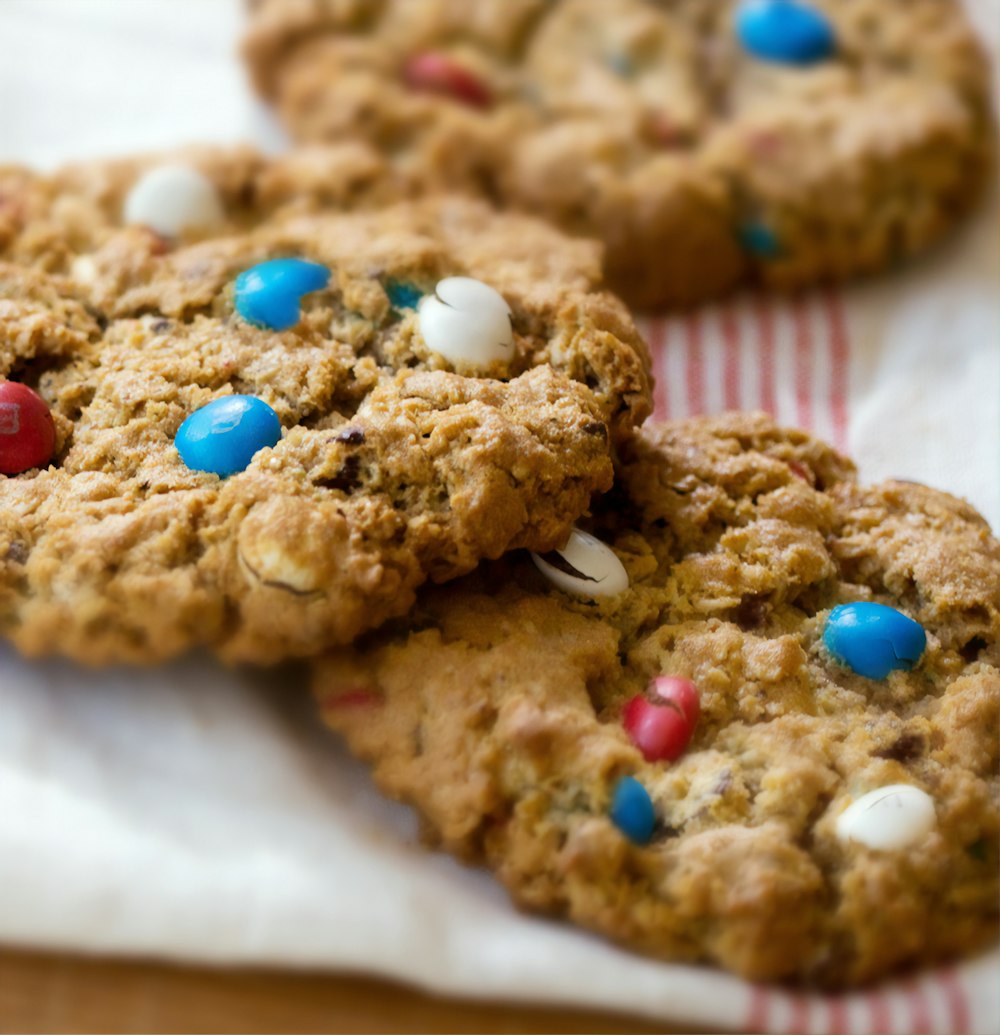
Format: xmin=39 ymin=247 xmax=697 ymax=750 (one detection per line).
xmin=622 ymin=676 xmax=700 ymax=763
xmin=650 ymin=676 xmax=700 ymax=725
xmin=403 ymin=52 xmax=493 ymax=109
xmin=787 ymin=459 xmax=811 ymax=482
xmin=645 ymin=113 xmax=688 ymax=148
xmin=0 ymin=381 xmax=55 ymax=475
xmin=321 ymin=687 xmax=383 ymax=710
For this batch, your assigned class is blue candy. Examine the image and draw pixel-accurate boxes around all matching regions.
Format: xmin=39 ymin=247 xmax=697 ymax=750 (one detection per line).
xmin=606 ymin=52 xmax=634 ymax=79
xmin=384 ymin=279 xmax=423 ymax=312
xmin=235 ymin=258 xmax=330 ymax=331
xmin=175 ymin=395 xmax=281 ymax=477
xmin=735 ymin=0 xmax=836 ymax=66
xmin=823 ymin=602 xmax=927 ymax=680
xmin=610 ymin=776 xmax=656 ymax=845
xmin=739 ymin=221 xmax=782 ymax=258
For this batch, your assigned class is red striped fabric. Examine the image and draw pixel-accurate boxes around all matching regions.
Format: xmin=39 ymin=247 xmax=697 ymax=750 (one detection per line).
xmin=941 ymin=969 xmax=970 ymax=1035
xmin=827 ymin=996 xmax=850 ymax=1035
xmin=638 ymin=289 xmax=850 ymax=453
xmin=746 ymin=986 xmax=771 ymax=1033
xmin=788 ymin=994 xmax=812 ymax=1035
xmin=737 ymin=971 xmax=975 ymax=1035
xmin=756 ymin=297 xmax=777 ymax=418
xmin=906 ymin=979 xmax=933 ymax=1034
xmin=867 ymin=991 xmax=891 ymax=1035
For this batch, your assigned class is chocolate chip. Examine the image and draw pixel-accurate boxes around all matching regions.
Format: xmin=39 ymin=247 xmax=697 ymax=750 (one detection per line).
xmin=968 ymin=838 xmax=989 ymax=863
xmin=734 ymin=596 xmax=768 ymax=630
xmin=5 ymin=541 xmax=28 ymax=564
xmin=319 ymin=453 xmax=361 ymax=494
xmin=874 ymin=731 xmax=925 ymax=762
xmin=582 ymin=421 xmax=608 ymax=440
xmin=335 ymin=427 xmax=365 ymax=445
xmin=959 ymin=636 xmax=987 ymax=663
xmin=649 ymin=823 xmax=681 ymax=843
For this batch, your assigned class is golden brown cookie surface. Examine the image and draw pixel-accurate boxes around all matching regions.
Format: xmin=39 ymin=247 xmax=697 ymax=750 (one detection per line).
xmin=315 ymin=413 xmax=1000 ymax=987
xmin=243 ymin=0 xmax=995 ymax=310
xmin=0 ymin=155 xmax=650 ymax=664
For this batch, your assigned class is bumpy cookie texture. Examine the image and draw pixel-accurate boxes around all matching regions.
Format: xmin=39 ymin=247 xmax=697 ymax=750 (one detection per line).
xmin=243 ymin=0 xmax=995 ymax=310
xmin=0 ymin=163 xmax=651 ymax=665
xmin=315 ymin=413 xmax=1000 ymax=987
xmin=0 ymin=144 xmax=404 ymax=273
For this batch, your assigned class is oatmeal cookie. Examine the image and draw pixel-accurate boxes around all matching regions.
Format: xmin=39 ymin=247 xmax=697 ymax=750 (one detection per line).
xmin=0 ymin=162 xmax=650 ymax=664
xmin=0 ymin=143 xmax=405 ymax=272
xmin=243 ymin=0 xmax=995 ymax=310
xmin=315 ymin=413 xmax=1000 ymax=986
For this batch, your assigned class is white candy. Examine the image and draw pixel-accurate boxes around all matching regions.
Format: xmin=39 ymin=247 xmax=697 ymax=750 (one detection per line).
xmin=836 ymin=784 xmax=936 ymax=851
xmin=123 ymin=164 xmax=224 ymax=238
xmin=531 ymin=528 xmax=629 ymax=598
xmin=70 ymin=254 xmax=97 ymax=285
xmin=417 ymin=276 xmax=513 ymax=369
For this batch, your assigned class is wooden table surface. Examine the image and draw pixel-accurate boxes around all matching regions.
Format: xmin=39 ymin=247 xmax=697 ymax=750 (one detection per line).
xmin=0 ymin=948 xmax=722 ymax=1034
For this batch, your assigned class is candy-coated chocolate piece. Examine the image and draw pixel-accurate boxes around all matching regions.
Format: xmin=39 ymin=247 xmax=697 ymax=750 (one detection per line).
xmin=610 ymin=777 xmax=656 ymax=845
xmin=646 ymin=113 xmax=686 ymax=148
xmin=235 ymin=258 xmax=330 ymax=332
xmin=123 ymin=165 xmax=225 ymax=239
xmin=650 ymin=676 xmax=701 ymax=726
xmin=823 ymin=602 xmax=926 ymax=679
xmin=175 ymin=395 xmax=281 ymax=478
xmin=735 ymin=0 xmax=836 ymax=65
xmin=607 ymin=52 xmax=634 ymax=79
xmin=622 ymin=696 xmax=691 ymax=763
xmin=384 ymin=279 xmax=423 ymax=311
xmin=787 ymin=459 xmax=811 ymax=481
xmin=739 ymin=221 xmax=782 ymax=258
xmin=0 ymin=382 xmax=56 ymax=475
xmin=531 ymin=527 xmax=629 ymax=598
xmin=323 ymin=689 xmax=383 ymax=710
xmin=418 ymin=276 xmax=513 ymax=370
xmin=404 ymin=52 xmax=493 ymax=108
xmin=836 ymin=784 xmax=936 ymax=851
xmin=623 ymin=677 xmax=701 ymax=763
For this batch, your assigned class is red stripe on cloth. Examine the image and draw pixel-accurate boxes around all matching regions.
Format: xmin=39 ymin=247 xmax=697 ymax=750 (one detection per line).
xmin=755 ymin=297 xmax=777 ymax=416
xmin=906 ymin=981 xmax=932 ymax=1034
xmin=793 ymin=296 xmax=813 ymax=430
xmin=647 ymin=318 xmax=669 ymax=420
xmin=685 ymin=312 xmax=706 ymax=415
xmin=827 ymin=996 xmax=849 ymax=1035
xmin=721 ymin=304 xmax=742 ymax=411
xmin=940 ymin=968 xmax=970 ymax=1035
xmin=867 ymin=992 xmax=891 ymax=1035
xmin=824 ymin=289 xmax=850 ymax=451
xmin=787 ymin=995 xmax=810 ymax=1035
xmin=745 ymin=987 xmax=770 ymax=1033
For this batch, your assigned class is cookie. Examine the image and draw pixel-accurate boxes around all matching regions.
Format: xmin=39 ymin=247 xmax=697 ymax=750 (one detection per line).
xmin=315 ymin=413 xmax=1000 ymax=987
xmin=0 ymin=155 xmax=651 ymax=664
xmin=0 ymin=144 xmax=403 ymax=274
xmin=242 ymin=0 xmax=995 ymax=310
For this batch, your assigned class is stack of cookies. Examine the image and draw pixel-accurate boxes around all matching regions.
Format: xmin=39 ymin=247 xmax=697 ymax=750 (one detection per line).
xmin=1 ymin=0 xmax=997 ymax=994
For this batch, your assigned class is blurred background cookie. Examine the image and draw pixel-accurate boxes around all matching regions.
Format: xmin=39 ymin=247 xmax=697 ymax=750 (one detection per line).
xmin=243 ymin=0 xmax=995 ymax=310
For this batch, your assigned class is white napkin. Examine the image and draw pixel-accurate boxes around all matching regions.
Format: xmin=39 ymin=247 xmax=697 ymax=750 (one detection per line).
xmin=0 ymin=3 xmax=997 ymax=1032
